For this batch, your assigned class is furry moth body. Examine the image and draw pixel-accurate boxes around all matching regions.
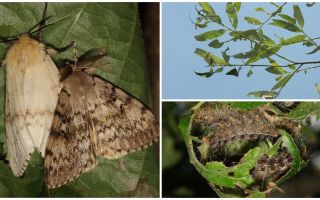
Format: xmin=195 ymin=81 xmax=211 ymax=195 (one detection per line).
xmin=4 ymin=35 xmax=62 ymax=176
xmin=44 ymin=50 xmax=159 ymax=189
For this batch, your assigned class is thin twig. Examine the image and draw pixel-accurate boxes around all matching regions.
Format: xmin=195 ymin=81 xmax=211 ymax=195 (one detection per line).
xmin=203 ymin=61 xmax=320 ymax=68
xmin=296 ymin=65 xmax=320 ymax=72
xmin=275 ymin=63 xmax=304 ymax=97
xmin=256 ymin=2 xmax=287 ymax=31
xmin=302 ymin=30 xmax=320 ymax=48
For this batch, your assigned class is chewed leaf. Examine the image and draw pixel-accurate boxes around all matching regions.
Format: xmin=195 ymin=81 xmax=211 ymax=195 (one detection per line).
xmin=226 ymin=3 xmax=238 ymax=29
xmin=271 ymin=73 xmax=293 ymax=90
xmin=194 ymin=68 xmax=215 ymax=78
xmin=194 ymin=29 xmax=226 ymax=41
xmin=281 ymin=35 xmax=305 ymax=46
xmin=199 ymin=2 xmax=215 ymax=14
xmin=208 ymin=39 xmax=224 ymax=48
xmin=194 ymin=48 xmax=228 ymax=65
xmin=244 ymin=17 xmax=262 ymax=25
xmin=278 ymin=14 xmax=296 ymax=24
xmin=293 ymin=5 xmax=304 ymax=28
xmin=270 ymin=19 xmax=301 ymax=32
xmin=277 ymin=131 xmax=307 ymax=184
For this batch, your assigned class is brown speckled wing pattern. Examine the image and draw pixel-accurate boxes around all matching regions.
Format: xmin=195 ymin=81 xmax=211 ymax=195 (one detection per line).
xmin=44 ymin=71 xmax=158 ymax=189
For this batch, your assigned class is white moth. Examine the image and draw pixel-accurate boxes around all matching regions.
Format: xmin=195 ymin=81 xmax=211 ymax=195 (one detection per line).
xmin=4 ymin=35 xmax=62 ymax=176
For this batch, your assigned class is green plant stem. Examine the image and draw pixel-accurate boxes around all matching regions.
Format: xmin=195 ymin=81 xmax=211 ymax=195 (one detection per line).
xmin=256 ymin=2 xmax=287 ymax=31
xmin=203 ymin=60 xmax=320 ymax=68
xmin=302 ymin=30 xmax=320 ymax=47
xmin=297 ymin=65 xmax=320 ymax=72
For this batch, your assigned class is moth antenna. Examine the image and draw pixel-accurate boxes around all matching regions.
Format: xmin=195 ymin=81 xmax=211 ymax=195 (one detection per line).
xmin=37 ymin=2 xmax=48 ymax=40
xmin=0 ymin=36 xmax=18 ymax=43
xmin=27 ymin=2 xmax=51 ymax=38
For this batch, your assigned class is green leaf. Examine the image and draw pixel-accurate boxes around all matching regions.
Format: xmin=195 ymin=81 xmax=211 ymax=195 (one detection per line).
xmin=233 ymin=50 xmax=257 ymax=59
xmin=247 ymin=90 xmax=277 ymax=98
xmin=199 ymin=2 xmax=215 ymax=14
xmin=226 ymin=3 xmax=238 ymax=29
xmin=265 ymin=58 xmax=287 ymax=75
xmin=270 ymin=19 xmax=301 ymax=32
xmin=277 ymin=131 xmax=307 ymax=184
xmin=208 ymin=39 xmax=224 ymax=48
xmin=293 ymin=5 xmax=304 ymax=28
xmin=244 ymin=17 xmax=262 ymax=25
xmin=278 ymin=14 xmax=296 ymax=25
xmin=222 ymin=47 xmax=230 ymax=62
xmin=271 ymin=73 xmax=293 ymax=90
xmin=194 ymin=48 xmax=207 ymax=57
xmin=306 ymin=3 xmax=316 ymax=7
xmin=267 ymin=57 xmax=280 ymax=67
xmin=289 ymin=64 xmax=296 ymax=70
xmin=259 ymin=45 xmax=281 ymax=58
xmin=265 ymin=66 xmax=286 ymax=75
xmin=194 ymin=68 xmax=215 ymax=78
xmin=230 ymin=29 xmax=260 ymax=42
xmin=275 ymin=75 xmax=283 ymax=81
xmin=207 ymin=14 xmax=222 ymax=24
xmin=194 ymin=29 xmax=226 ymax=41
xmin=307 ymin=46 xmax=320 ymax=54
xmin=255 ymin=7 xmax=265 ymax=12
xmin=281 ymin=35 xmax=305 ymax=45
xmin=193 ymin=18 xmax=209 ymax=29
xmin=234 ymin=2 xmax=241 ymax=12
xmin=195 ymin=48 xmax=228 ymax=65
xmin=0 ymin=2 xmax=157 ymax=197
xmin=303 ymin=40 xmax=314 ymax=47
xmin=247 ymin=69 xmax=253 ymax=77
xmin=226 ymin=68 xmax=238 ymax=77
xmin=315 ymin=83 xmax=320 ymax=95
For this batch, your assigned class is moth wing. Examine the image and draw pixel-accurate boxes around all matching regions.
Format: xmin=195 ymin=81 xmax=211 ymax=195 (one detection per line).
xmin=24 ymin=54 xmax=62 ymax=154
xmin=5 ymin=37 xmax=62 ymax=176
xmin=44 ymin=74 xmax=96 ymax=189
xmin=81 ymin=72 xmax=159 ymax=159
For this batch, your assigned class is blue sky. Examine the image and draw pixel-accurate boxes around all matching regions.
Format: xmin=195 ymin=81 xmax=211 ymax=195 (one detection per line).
xmin=162 ymin=2 xmax=320 ymax=99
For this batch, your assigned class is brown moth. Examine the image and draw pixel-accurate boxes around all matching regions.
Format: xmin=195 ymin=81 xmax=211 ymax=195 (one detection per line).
xmin=44 ymin=48 xmax=159 ymax=189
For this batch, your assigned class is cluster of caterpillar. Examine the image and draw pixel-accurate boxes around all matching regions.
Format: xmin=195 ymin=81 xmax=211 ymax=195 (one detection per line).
xmin=191 ymin=103 xmax=301 ymax=188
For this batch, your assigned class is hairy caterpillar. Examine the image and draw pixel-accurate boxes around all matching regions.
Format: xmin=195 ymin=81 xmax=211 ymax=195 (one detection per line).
xmin=192 ymin=103 xmax=302 ymax=188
